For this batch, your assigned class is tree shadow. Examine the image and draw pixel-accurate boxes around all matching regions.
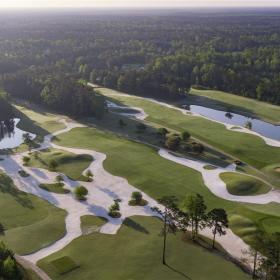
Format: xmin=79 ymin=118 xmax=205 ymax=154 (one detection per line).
xmin=123 ymin=217 xmax=149 ymax=234
xmin=165 ymin=264 xmax=192 ymax=279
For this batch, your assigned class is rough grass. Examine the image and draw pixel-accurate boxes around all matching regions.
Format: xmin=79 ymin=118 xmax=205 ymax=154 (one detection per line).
xmin=53 ymin=127 xmax=280 ymax=242
xmin=0 ymin=171 xmax=66 ymax=255
xmin=39 ymin=183 xmax=70 ymax=194
xmin=38 ymin=216 xmax=250 ymax=280
xmin=220 ymin=172 xmax=271 ymax=196
xmin=190 ymin=88 xmax=280 ymax=124
xmin=27 ymin=148 xmax=92 ymax=181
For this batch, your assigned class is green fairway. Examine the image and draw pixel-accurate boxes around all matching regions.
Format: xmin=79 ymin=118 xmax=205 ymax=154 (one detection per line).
xmin=190 ymin=88 xmax=280 ymax=124
xmin=53 ymin=127 xmax=280 ymax=243
xmin=98 ymin=88 xmax=280 ymax=174
xmin=220 ymin=172 xmax=271 ymax=196
xmin=0 ymin=171 xmax=66 ymax=255
xmin=39 ymin=183 xmax=70 ymax=194
xmin=38 ymin=216 xmax=250 ymax=280
xmin=27 ymin=148 xmax=92 ymax=181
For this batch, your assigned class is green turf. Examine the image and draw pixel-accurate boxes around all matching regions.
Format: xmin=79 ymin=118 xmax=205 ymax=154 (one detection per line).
xmin=50 ymin=256 xmax=79 ymax=275
xmin=27 ymin=148 xmax=92 ymax=181
xmin=203 ymin=164 xmax=217 ymax=170
xmin=38 ymin=216 xmax=250 ymax=280
xmin=190 ymin=88 xmax=280 ymax=124
xmin=39 ymin=183 xmax=70 ymax=194
xmin=0 ymin=171 xmax=66 ymax=255
xmin=53 ymin=126 xmax=280 ymax=243
xmin=80 ymin=216 xmax=108 ymax=229
xmin=220 ymin=172 xmax=271 ymax=196
xmin=99 ymin=88 xmax=280 ymax=172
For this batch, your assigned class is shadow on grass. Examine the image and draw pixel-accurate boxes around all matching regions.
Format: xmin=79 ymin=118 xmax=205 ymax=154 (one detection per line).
xmin=123 ymin=218 xmax=149 ymax=234
xmin=165 ymin=264 xmax=192 ymax=279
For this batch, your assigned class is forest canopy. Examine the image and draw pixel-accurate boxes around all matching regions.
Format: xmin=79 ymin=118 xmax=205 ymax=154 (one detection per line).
xmin=0 ymin=9 xmax=280 ymax=104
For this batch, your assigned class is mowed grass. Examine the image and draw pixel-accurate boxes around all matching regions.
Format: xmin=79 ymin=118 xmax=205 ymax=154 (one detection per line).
xmin=190 ymin=88 xmax=280 ymax=124
xmin=27 ymin=148 xmax=92 ymax=181
xmin=54 ymin=127 xmax=280 ymax=242
xmin=220 ymin=172 xmax=271 ymax=196
xmin=38 ymin=216 xmax=250 ymax=280
xmin=99 ymin=88 xmax=280 ymax=171
xmin=39 ymin=183 xmax=70 ymax=194
xmin=0 ymin=171 xmax=66 ymax=255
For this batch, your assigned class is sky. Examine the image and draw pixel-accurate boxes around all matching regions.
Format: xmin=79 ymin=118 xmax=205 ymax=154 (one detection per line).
xmin=0 ymin=0 xmax=279 ymax=8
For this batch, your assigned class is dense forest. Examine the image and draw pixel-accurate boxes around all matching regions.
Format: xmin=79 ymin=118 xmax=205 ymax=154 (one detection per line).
xmin=0 ymin=9 xmax=280 ymax=104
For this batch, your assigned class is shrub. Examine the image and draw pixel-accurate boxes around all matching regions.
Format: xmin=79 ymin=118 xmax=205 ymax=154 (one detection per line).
xmin=181 ymin=131 xmax=191 ymax=141
xmin=108 ymin=201 xmax=121 ymax=218
xmin=129 ymin=191 xmax=148 ymax=206
xmin=157 ymin=127 xmax=169 ymax=137
xmin=165 ymin=134 xmax=181 ymax=151
xmin=22 ymin=156 xmax=30 ymax=165
xmin=49 ymin=159 xmax=58 ymax=171
xmin=191 ymin=142 xmax=204 ymax=154
xmin=18 ymin=170 xmax=29 ymax=177
xmin=56 ymin=174 xmax=64 ymax=185
xmin=74 ymin=186 xmax=88 ymax=200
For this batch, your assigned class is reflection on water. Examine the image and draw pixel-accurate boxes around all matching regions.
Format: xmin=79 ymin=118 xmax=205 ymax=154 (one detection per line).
xmin=0 ymin=118 xmax=36 ymax=149
xmin=188 ymin=105 xmax=280 ymax=141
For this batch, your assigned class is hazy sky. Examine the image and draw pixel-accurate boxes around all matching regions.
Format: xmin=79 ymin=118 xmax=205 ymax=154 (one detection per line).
xmin=0 ymin=0 xmax=279 ymax=8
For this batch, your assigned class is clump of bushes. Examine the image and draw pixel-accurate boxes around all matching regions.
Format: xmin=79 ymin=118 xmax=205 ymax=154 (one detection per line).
xmin=108 ymin=200 xmax=121 ymax=218
xmin=22 ymin=156 xmax=30 ymax=165
xmin=129 ymin=191 xmax=148 ymax=206
xmin=18 ymin=169 xmax=29 ymax=177
xmin=165 ymin=134 xmax=181 ymax=150
xmin=74 ymin=186 xmax=88 ymax=201
xmin=85 ymin=170 xmax=94 ymax=182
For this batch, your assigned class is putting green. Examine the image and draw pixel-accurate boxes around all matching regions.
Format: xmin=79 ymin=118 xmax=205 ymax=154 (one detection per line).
xmin=220 ymin=172 xmax=271 ymax=196
xmin=0 ymin=171 xmax=66 ymax=255
xmin=27 ymin=148 xmax=92 ymax=181
xmin=38 ymin=216 xmax=250 ymax=280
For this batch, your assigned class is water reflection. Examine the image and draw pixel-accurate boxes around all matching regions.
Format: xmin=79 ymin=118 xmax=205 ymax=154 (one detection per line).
xmin=0 ymin=118 xmax=36 ymax=149
xmin=188 ymin=105 xmax=280 ymax=141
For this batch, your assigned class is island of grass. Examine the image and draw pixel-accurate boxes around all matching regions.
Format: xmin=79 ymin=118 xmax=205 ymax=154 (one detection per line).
xmin=26 ymin=148 xmax=92 ymax=181
xmin=203 ymin=164 xmax=217 ymax=170
xmin=39 ymin=183 xmax=70 ymax=194
xmin=38 ymin=216 xmax=250 ymax=280
xmin=81 ymin=215 xmax=108 ymax=235
xmin=0 ymin=171 xmax=66 ymax=255
xmin=220 ymin=172 xmax=271 ymax=196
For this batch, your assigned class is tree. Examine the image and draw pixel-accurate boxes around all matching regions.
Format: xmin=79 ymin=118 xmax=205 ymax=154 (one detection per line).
xmin=55 ymin=174 xmax=64 ymax=185
xmin=74 ymin=186 xmax=88 ymax=200
xmin=152 ymin=196 xmax=180 ymax=265
xmin=49 ymin=159 xmax=58 ymax=171
xmin=108 ymin=200 xmax=121 ymax=218
xmin=85 ymin=170 xmax=93 ymax=181
xmin=207 ymin=208 xmax=228 ymax=249
xmin=181 ymin=131 xmax=191 ymax=141
xmin=165 ymin=134 xmax=181 ymax=151
xmin=22 ymin=156 xmax=30 ymax=165
xmin=183 ymin=194 xmax=207 ymax=240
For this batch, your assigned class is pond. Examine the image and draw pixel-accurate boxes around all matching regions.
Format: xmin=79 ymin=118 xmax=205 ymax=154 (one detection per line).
xmin=0 ymin=118 xmax=36 ymax=149
xmin=187 ymin=105 xmax=280 ymax=141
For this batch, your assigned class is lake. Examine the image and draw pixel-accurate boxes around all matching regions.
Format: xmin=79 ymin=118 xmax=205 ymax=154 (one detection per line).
xmin=187 ymin=105 xmax=280 ymax=141
xmin=0 ymin=118 xmax=36 ymax=149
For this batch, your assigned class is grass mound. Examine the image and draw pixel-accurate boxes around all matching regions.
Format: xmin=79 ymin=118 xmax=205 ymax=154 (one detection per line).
xmin=229 ymin=214 xmax=258 ymax=244
xmin=0 ymin=171 xmax=66 ymax=254
xmin=81 ymin=216 xmax=108 ymax=235
xmin=220 ymin=172 xmax=271 ymax=196
xmin=27 ymin=148 xmax=92 ymax=181
xmin=38 ymin=216 xmax=249 ymax=280
xmin=39 ymin=183 xmax=70 ymax=194
xmin=203 ymin=164 xmax=217 ymax=170
xmin=51 ymin=256 xmax=79 ymax=275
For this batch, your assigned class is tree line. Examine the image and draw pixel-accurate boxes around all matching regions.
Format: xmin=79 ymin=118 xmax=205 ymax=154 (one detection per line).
xmin=0 ymin=10 xmax=280 ymax=103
